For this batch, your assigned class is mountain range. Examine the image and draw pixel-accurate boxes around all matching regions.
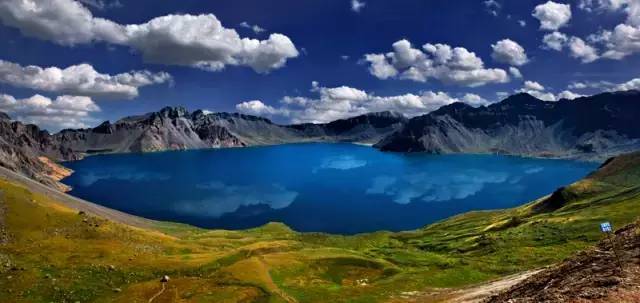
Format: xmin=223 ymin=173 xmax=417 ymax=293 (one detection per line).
xmin=377 ymin=91 xmax=640 ymax=160
xmin=0 ymin=90 xmax=639 ymax=189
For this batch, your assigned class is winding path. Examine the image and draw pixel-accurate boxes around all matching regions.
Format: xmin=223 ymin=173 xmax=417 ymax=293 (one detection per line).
xmin=148 ymin=282 xmax=166 ymax=303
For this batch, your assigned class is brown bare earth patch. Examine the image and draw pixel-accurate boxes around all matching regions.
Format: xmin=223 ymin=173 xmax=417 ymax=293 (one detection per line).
xmin=485 ymin=223 xmax=640 ymax=303
xmin=388 ymin=270 xmax=541 ymax=303
xmin=37 ymin=157 xmax=72 ymax=191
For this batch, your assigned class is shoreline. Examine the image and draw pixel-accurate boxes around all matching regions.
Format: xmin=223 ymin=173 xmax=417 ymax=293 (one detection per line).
xmin=50 ymin=143 xmax=605 ymax=237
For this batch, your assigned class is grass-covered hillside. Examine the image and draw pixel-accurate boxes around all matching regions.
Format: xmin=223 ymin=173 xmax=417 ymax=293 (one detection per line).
xmin=1 ymin=152 xmax=640 ymax=302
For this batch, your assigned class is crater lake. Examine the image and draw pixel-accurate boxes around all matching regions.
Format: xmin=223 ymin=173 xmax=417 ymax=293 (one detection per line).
xmin=62 ymin=143 xmax=598 ymax=234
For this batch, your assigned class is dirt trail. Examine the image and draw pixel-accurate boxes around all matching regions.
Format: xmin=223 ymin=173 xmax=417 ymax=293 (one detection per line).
xmin=256 ymin=255 xmax=298 ymax=303
xmin=147 ymin=282 xmax=166 ymax=303
xmin=0 ymin=166 xmax=155 ymax=229
xmin=444 ymin=270 xmax=542 ymax=302
xmin=390 ymin=270 xmax=541 ymax=303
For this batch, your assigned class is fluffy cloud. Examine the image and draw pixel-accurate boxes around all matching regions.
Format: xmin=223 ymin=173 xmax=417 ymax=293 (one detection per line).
xmin=571 ymin=0 xmax=640 ymax=61
xmin=0 ymin=60 xmax=171 ymax=99
xmin=363 ymin=40 xmax=509 ymax=87
xmin=0 ymin=0 xmax=299 ymax=73
xmin=236 ymin=82 xmax=492 ymax=124
xmin=518 ymin=81 xmax=583 ymax=101
xmin=491 ymin=39 xmax=529 ymax=66
xmin=0 ymin=93 xmax=100 ymax=130
xmin=235 ymin=100 xmax=279 ymax=116
xmin=351 ymin=0 xmax=366 ymax=12
xmin=533 ymin=1 xmax=572 ymax=31
xmin=568 ymin=77 xmax=640 ymax=92
xmin=524 ymin=80 xmax=545 ymax=91
xmin=556 ymin=90 xmax=585 ymax=100
xmin=119 ymin=15 xmax=299 ymax=73
xmin=0 ymin=0 xmax=123 ymax=45
xmin=596 ymin=23 xmax=640 ymax=60
xmin=541 ymin=33 xmax=600 ymax=63
xmin=568 ymin=37 xmax=600 ymax=62
xmin=615 ymin=77 xmax=640 ymax=91
xmin=542 ymin=31 xmax=569 ymax=50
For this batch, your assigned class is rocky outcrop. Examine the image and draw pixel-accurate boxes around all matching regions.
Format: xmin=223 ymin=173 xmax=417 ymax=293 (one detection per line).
xmin=376 ymin=91 xmax=640 ymax=161
xmin=0 ymin=114 xmax=78 ymax=190
xmin=486 ymin=222 xmax=640 ymax=303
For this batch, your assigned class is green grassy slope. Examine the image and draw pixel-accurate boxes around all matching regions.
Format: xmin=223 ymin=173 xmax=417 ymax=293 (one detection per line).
xmin=1 ymin=152 xmax=639 ymax=302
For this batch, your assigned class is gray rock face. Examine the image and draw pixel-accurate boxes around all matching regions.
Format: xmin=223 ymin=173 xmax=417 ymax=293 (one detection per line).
xmin=376 ymin=91 xmax=640 ymax=161
xmin=0 ymin=108 xmax=405 ymax=188
xmin=0 ymin=115 xmax=77 ymax=189
xmin=53 ymin=107 xmax=407 ymax=155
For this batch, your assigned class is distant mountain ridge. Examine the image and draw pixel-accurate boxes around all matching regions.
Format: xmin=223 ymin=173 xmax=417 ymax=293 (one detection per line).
xmin=54 ymin=107 xmax=407 ymax=154
xmin=376 ymin=91 xmax=640 ymax=161
xmin=1 ymin=90 xmax=640 ymax=189
xmin=0 ymin=108 xmax=407 ymax=188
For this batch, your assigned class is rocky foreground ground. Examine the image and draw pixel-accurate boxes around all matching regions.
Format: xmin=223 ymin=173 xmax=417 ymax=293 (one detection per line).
xmin=486 ymin=222 xmax=640 ymax=302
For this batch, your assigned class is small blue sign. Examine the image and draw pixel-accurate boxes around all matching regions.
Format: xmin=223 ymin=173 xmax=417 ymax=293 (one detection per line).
xmin=600 ymin=222 xmax=613 ymax=233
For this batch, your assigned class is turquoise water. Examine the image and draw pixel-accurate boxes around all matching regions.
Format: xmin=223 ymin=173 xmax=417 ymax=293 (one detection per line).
xmin=62 ymin=143 xmax=597 ymax=234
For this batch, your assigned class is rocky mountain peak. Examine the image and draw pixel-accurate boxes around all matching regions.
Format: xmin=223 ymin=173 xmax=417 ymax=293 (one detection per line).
xmin=158 ymin=106 xmax=189 ymax=119
xmin=366 ymin=111 xmax=405 ymax=119
xmin=496 ymin=93 xmax=544 ymax=107
xmin=431 ymin=102 xmax=474 ymax=116
xmin=92 ymin=121 xmax=114 ymax=134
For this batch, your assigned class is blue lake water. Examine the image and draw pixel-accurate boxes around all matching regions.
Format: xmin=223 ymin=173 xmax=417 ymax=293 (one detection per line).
xmin=62 ymin=143 xmax=598 ymax=234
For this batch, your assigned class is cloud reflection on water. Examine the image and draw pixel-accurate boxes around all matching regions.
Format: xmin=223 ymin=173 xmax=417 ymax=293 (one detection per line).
xmin=173 ymin=181 xmax=299 ymax=217
xmin=367 ymin=170 xmax=510 ymax=204
xmin=313 ymin=155 xmax=367 ymax=173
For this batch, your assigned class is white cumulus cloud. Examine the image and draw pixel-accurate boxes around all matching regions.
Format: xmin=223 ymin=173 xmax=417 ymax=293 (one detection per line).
xmin=542 ymin=31 xmax=569 ymax=50
xmin=533 ymin=1 xmax=572 ymax=31
xmin=524 ymin=80 xmax=545 ymax=91
xmin=568 ymin=37 xmax=600 ymax=63
xmin=0 ymin=0 xmax=299 ymax=74
xmin=236 ymin=82 xmax=492 ymax=124
xmin=567 ymin=0 xmax=640 ymax=61
xmin=363 ymin=40 xmax=509 ymax=87
xmin=491 ymin=39 xmax=529 ymax=66
xmin=0 ymin=93 xmax=100 ymax=130
xmin=615 ymin=77 xmax=640 ymax=91
xmin=518 ymin=81 xmax=583 ymax=101
xmin=0 ymin=60 xmax=171 ymax=99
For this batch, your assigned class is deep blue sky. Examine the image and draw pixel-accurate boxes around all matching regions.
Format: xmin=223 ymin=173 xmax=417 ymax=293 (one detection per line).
xmin=0 ymin=0 xmax=638 ymax=130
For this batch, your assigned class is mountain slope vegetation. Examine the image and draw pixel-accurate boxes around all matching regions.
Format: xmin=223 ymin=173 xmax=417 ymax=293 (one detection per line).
xmin=1 ymin=150 xmax=639 ymax=302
